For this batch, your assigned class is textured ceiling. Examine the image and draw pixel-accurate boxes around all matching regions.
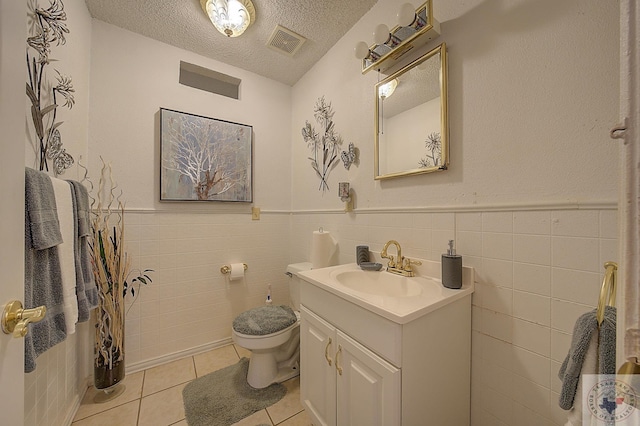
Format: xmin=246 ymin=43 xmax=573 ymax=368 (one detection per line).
xmin=84 ymin=0 xmax=378 ymax=86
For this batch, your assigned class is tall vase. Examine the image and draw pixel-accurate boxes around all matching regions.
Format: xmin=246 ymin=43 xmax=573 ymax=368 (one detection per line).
xmin=94 ymin=304 xmax=126 ymax=394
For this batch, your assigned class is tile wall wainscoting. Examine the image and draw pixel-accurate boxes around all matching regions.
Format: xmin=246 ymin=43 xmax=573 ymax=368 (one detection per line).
xmin=27 ymin=206 xmax=615 ymax=425
xmin=122 ymin=211 xmax=293 ymax=370
xmin=24 ymin=323 xmax=92 ymax=426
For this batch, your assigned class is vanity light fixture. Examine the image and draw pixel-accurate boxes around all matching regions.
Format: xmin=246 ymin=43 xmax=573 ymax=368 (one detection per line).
xmin=200 ymin=0 xmax=256 ymax=38
xmin=378 ymin=79 xmax=398 ymax=99
xmin=354 ymin=1 xmax=440 ymax=73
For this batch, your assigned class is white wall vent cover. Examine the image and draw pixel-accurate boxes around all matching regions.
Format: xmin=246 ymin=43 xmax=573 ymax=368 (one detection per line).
xmin=266 ymin=25 xmax=306 ymax=57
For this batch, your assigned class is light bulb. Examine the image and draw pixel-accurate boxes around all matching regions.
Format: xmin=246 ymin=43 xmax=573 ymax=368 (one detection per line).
xmin=354 ymin=41 xmax=370 ymax=60
xmin=397 ymin=3 xmax=416 ymax=27
xmin=373 ymin=23 xmax=390 ymax=45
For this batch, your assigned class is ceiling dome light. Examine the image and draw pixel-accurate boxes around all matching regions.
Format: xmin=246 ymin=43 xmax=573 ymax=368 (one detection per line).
xmin=201 ymin=0 xmax=256 ymax=38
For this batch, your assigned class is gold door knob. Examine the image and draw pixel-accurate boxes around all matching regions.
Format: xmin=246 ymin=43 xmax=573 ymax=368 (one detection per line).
xmin=2 ymin=300 xmax=46 ymax=338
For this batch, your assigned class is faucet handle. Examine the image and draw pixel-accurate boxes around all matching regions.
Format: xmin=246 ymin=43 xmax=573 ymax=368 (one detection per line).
xmin=386 ymin=254 xmax=396 ymax=268
xmin=403 ymin=258 xmax=422 ymax=271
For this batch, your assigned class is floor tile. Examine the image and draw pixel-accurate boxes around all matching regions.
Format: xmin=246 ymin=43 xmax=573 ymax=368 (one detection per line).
xmin=71 ymin=400 xmax=139 ymax=426
xmin=73 ymin=372 xmax=144 ymax=421
xmin=278 ymin=409 xmax=313 ymax=426
xmin=230 ymin=409 xmax=272 ymax=426
xmin=142 ymin=357 xmax=195 ymax=396
xmin=138 ymin=383 xmax=187 ymax=426
xmin=193 ymin=345 xmax=240 ymax=377
xmin=71 ymin=346 xmax=311 ymax=426
xmin=266 ymin=376 xmax=303 ymax=425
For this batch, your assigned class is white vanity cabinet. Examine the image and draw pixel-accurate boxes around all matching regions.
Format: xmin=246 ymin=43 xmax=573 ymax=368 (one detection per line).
xmin=298 ymin=266 xmax=472 ymax=426
xmin=300 ymin=306 xmax=400 ymax=426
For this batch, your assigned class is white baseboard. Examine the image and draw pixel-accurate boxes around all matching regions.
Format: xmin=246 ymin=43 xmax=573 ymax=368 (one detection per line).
xmin=125 ymin=337 xmax=234 ymax=374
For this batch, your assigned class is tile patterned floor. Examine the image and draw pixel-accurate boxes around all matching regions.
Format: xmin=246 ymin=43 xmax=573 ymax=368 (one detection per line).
xmin=72 ymin=344 xmax=312 ymax=426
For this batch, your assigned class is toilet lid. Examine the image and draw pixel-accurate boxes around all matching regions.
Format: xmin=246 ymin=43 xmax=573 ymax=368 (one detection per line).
xmin=232 ymin=305 xmax=297 ymax=336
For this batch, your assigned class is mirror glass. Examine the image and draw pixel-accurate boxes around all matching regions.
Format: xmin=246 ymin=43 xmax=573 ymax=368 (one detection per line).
xmin=374 ymin=43 xmax=448 ymax=180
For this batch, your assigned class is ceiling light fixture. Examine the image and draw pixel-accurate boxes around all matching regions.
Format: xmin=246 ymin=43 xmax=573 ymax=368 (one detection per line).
xmin=200 ymin=0 xmax=256 ymax=38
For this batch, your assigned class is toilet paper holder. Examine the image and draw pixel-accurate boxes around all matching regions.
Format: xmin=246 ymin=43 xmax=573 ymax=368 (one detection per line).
xmin=220 ymin=263 xmax=248 ymax=274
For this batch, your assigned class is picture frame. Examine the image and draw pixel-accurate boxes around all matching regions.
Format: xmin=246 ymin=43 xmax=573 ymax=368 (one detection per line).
xmin=160 ymin=108 xmax=253 ymax=202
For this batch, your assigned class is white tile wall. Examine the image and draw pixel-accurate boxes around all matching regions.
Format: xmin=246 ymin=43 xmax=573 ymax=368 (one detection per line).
xmin=288 ymin=207 xmax=616 ymax=425
xmin=122 ymin=211 xmax=291 ymax=367
xmin=24 ymin=322 xmax=92 ymax=426
xmin=116 ymin=207 xmax=616 ymax=425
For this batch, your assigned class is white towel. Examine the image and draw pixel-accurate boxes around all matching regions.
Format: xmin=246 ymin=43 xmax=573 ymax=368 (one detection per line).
xmin=51 ymin=177 xmax=78 ymax=334
xmin=564 ymin=331 xmax=598 ymax=426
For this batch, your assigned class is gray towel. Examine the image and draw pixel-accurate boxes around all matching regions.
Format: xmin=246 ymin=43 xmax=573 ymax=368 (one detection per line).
xmin=68 ymin=180 xmax=98 ymax=322
xmin=24 ymin=167 xmax=67 ymax=373
xmin=558 ymin=306 xmax=616 ymax=410
xmin=232 ymin=305 xmax=297 ymax=336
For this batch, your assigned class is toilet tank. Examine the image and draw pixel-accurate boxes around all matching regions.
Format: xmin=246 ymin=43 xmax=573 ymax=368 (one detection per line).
xmin=286 ymin=262 xmax=312 ymax=311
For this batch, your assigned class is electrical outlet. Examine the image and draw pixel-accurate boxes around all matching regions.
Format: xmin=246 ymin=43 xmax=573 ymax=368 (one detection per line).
xmin=252 ymin=207 xmax=260 ymax=220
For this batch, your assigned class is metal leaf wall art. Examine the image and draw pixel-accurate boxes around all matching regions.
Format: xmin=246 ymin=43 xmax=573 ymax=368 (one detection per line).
xmin=27 ymin=0 xmax=75 ymax=175
xmin=301 ymin=96 xmax=346 ymax=192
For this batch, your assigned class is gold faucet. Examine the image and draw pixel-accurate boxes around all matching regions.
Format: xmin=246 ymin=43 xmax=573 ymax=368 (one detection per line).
xmin=381 ymin=240 xmax=422 ymax=277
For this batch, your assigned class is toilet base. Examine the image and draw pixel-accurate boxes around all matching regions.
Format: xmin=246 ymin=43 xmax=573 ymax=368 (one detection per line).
xmin=246 ymin=349 xmax=300 ymax=389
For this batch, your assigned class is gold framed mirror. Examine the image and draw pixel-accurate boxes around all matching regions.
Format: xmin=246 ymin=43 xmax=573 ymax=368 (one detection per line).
xmin=374 ymin=43 xmax=448 ymax=180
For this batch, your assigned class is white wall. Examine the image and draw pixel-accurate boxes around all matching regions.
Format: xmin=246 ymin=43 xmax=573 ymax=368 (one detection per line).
xmin=23 ymin=1 xmax=94 ymax=425
xmin=88 ymin=20 xmax=292 ymax=211
xmin=289 ymin=0 xmax=619 ymax=425
xmin=87 ymin=21 xmax=294 ymax=369
xmin=291 ymin=0 xmax=618 ymax=209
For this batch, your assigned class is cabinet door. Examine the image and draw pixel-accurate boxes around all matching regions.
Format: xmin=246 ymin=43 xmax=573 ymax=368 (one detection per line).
xmin=336 ymin=330 xmax=401 ymax=426
xmin=300 ymin=306 xmax=337 ymax=426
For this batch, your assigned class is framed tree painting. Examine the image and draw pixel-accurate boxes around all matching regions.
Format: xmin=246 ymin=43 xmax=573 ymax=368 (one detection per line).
xmin=160 ymin=108 xmax=253 ymax=202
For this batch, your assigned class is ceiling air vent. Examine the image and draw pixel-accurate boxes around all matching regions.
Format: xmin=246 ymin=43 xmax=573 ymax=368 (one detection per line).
xmin=266 ymin=25 xmax=306 ymax=57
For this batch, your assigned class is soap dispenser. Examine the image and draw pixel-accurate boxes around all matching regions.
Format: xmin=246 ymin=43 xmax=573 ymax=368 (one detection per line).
xmin=442 ymin=240 xmax=462 ymax=289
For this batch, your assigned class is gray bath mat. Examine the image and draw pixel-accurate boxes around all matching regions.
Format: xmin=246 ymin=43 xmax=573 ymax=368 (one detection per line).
xmin=182 ymin=357 xmax=286 ymax=426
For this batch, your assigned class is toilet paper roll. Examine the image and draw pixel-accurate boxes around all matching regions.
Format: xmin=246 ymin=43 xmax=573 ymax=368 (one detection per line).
xmin=229 ymin=263 xmax=245 ymax=281
xmin=311 ymin=230 xmax=337 ymax=269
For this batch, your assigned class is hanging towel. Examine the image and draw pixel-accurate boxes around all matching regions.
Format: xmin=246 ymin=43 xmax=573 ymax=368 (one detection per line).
xmin=24 ymin=167 xmax=67 ymax=373
xmin=50 ymin=177 xmax=78 ymax=334
xmin=563 ymin=328 xmax=598 ymax=425
xmin=558 ymin=306 xmax=616 ymax=410
xmin=68 ymin=180 xmax=98 ymax=321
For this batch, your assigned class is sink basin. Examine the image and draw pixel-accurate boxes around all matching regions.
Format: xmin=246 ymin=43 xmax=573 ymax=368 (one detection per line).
xmin=334 ymin=270 xmax=423 ymax=298
xmin=299 ymin=262 xmax=474 ymax=324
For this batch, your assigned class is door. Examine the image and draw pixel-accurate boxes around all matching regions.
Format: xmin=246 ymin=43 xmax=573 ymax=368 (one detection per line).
xmin=0 ymin=0 xmax=28 ymax=424
xmin=300 ymin=306 xmax=337 ymax=426
xmin=336 ymin=330 xmax=401 ymax=426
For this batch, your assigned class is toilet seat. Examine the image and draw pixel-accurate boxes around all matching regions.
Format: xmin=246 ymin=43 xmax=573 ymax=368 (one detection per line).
xmin=232 ymin=307 xmax=300 ymax=351
xmin=232 ymin=305 xmax=297 ymax=336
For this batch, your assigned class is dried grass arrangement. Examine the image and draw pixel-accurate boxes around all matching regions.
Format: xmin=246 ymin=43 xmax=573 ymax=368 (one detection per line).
xmin=89 ymin=160 xmax=152 ymax=390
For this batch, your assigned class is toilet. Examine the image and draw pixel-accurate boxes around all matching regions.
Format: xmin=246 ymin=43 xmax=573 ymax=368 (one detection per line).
xmin=232 ymin=262 xmax=311 ymax=389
